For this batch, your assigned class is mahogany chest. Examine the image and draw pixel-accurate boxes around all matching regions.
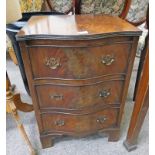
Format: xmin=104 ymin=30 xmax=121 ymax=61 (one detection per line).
xmin=16 ymin=15 xmax=141 ymax=148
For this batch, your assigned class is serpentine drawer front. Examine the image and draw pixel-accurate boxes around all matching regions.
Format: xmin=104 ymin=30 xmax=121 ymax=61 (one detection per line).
xmin=28 ymin=43 xmax=131 ymax=79
xmin=36 ymin=80 xmax=124 ymax=110
xmin=16 ymin=15 xmax=141 ymax=149
xmin=41 ymin=108 xmax=118 ymax=134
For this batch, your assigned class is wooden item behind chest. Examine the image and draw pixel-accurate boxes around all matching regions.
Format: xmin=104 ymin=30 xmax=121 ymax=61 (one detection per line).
xmin=16 ymin=15 xmax=141 ymax=149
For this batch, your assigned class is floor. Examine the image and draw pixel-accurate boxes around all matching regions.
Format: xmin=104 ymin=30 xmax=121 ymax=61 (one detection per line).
xmin=6 ymin=57 xmax=149 ymax=155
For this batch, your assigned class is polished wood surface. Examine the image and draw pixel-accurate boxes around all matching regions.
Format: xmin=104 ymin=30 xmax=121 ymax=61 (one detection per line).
xmin=17 ymin=15 xmax=141 ymax=38
xmin=41 ymin=0 xmax=146 ymax=26
xmin=29 ymin=42 xmax=131 ymax=79
xmin=17 ymin=15 xmax=141 ymax=149
xmin=124 ymin=9 xmax=149 ymax=150
xmin=36 ymin=80 xmax=123 ymax=110
xmin=41 ymin=108 xmax=118 ymax=134
xmin=123 ymin=46 xmax=149 ymax=152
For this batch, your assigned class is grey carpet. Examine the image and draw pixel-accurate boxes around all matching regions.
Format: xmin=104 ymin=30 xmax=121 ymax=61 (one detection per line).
xmin=6 ymin=57 xmax=148 ymax=155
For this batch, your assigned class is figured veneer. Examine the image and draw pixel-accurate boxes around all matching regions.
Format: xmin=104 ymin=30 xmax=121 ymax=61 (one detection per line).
xmin=36 ymin=80 xmax=124 ymax=110
xmin=41 ymin=108 xmax=118 ymax=134
xmin=17 ymin=15 xmax=141 ymax=149
xmin=28 ymin=43 xmax=131 ymax=80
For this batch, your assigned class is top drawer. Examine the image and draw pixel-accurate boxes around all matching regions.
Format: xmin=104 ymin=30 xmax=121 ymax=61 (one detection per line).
xmin=27 ymin=43 xmax=131 ymax=80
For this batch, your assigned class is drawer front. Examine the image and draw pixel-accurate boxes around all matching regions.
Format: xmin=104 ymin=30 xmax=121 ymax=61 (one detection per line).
xmin=36 ymin=80 xmax=123 ymax=110
xmin=41 ymin=108 xmax=118 ymax=133
xmin=28 ymin=43 xmax=131 ymax=79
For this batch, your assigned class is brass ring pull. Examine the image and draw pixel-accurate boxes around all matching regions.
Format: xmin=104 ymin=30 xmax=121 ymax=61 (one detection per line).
xmin=55 ymin=120 xmax=65 ymax=126
xmin=44 ymin=57 xmax=61 ymax=69
xmin=101 ymin=55 xmax=115 ymax=66
xmin=49 ymin=94 xmax=63 ymax=101
xmin=96 ymin=116 xmax=107 ymax=123
xmin=99 ymin=89 xmax=111 ymax=98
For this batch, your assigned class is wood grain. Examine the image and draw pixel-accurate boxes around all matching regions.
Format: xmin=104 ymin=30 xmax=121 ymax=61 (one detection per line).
xmin=36 ymin=80 xmax=124 ymax=110
xmin=124 ymin=45 xmax=149 ymax=152
xmin=41 ymin=108 xmax=118 ymax=134
xmin=28 ymin=42 xmax=131 ymax=80
xmin=16 ymin=15 xmax=141 ymax=40
xmin=17 ymin=15 xmax=141 ymax=148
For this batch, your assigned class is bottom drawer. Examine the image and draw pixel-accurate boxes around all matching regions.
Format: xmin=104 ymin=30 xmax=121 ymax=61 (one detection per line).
xmin=41 ymin=108 xmax=118 ymax=133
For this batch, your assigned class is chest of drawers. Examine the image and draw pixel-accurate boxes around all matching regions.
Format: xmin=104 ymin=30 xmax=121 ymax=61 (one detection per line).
xmin=16 ymin=15 xmax=141 ymax=149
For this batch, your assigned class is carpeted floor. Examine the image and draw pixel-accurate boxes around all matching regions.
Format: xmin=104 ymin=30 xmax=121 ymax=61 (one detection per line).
xmin=6 ymin=57 xmax=149 ymax=155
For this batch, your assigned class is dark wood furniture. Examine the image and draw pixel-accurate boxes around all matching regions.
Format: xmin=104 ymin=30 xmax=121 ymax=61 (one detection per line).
xmin=41 ymin=0 xmax=148 ymax=102
xmin=123 ymin=8 xmax=149 ymax=151
xmin=6 ymin=11 xmax=64 ymax=95
xmin=123 ymin=43 xmax=149 ymax=152
xmin=16 ymin=15 xmax=141 ymax=149
xmin=41 ymin=0 xmax=147 ymax=26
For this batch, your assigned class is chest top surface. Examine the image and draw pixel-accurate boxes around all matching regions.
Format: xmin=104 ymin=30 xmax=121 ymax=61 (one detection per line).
xmin=16 ymin=15 xmax=141 ymax=40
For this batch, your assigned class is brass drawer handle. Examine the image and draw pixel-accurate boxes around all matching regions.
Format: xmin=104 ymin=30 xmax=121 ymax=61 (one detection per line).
xmin=49 ymin=94 xmax=63 ymax=100
xmin=99 ymin=89 xmax=111 ymax=98
xmin=44 ymin=57 xmax=61 ymax=69
xmin=55 ymin=120 xmax=65 ymax=126
xmin=96 ymin=116 xmax=107 ymax=124
xmin=101 ymin=55 xmax=115 ymax=66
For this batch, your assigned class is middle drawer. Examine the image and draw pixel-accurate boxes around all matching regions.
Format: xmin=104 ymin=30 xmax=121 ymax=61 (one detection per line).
xmin=36 ymin=80 xmax=123 ymax=110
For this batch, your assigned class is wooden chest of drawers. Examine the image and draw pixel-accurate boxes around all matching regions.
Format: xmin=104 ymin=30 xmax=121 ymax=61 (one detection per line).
xmin=16 ymin=15 xmax=141 ymax=148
